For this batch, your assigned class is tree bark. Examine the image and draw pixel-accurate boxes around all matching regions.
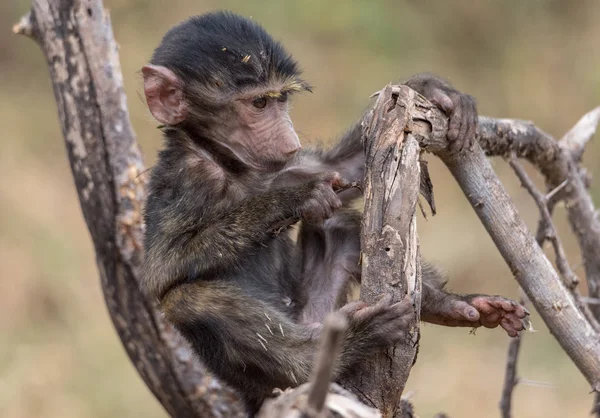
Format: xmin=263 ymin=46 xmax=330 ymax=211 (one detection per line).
xmin=477 ymin=111 xmax=600 ymax=324
xmin=377 ymin=86 xmax=600 ymax=392
xmin=13 ymin=1 xmax=245 ymax=417
xmin=339 ymin=85 xmax=423 ymax=418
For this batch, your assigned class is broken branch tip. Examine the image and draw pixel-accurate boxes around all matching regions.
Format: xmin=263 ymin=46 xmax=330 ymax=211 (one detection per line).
xmin=13 ymin=12 xmax=35 ymax=38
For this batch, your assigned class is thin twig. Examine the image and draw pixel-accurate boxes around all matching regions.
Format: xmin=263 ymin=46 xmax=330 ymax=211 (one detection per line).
xmin=534 ymin=181 xmax=565 ymax=245
xmin=508 ymin=157 xmax=579 ymax=289
xmin=582 ymin=297 xmax=600 ymax=305
xmin=499 ymin=319 xmax=523 ymax=418
xmin=534 ymin=198 xmax=557 ymax=249
xmin=509 ymin=157 xmax=600 ymax=332
xmin=518 ymin=379 xmax=556 ymax=389
xmin=545 ymin=179 xmax=568 ymax=201
xmin=593 ymin=393 xmax=600 ymax=417
xmin=306 ymin=313 xmax=349 ymax=416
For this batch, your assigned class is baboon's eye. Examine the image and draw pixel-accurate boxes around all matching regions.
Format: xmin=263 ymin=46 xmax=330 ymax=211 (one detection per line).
xmin=252 ymin=97 xmax=267 ymax=109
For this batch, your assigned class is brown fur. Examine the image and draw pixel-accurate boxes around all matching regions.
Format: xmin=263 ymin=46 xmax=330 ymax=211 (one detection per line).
xmin=141 ymin=12 xmax=529 ymax=416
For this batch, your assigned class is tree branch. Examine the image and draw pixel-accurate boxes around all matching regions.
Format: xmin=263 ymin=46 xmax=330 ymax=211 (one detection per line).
xmin=477 ymin=111 xmax=600 ymax=326
xmin=339 ymin=85 xmax=423 ymax=418
xmin=499 ymin=324 xmax=523 ymax=418
xmin=442 ymin=131 xmax=600 ymax=394
xmin=499 ymin=294 xmax=526 ymax=418
xmin=257 ymin=313 xmax=383 ymax=418
xmin=508 ymin=158 xmax=579 ymax=289
xmin=14 ymin=1 xmax=245 ymax=416
xmin=373 ymin=86 xmax=600 ymax=393
xmin=306 ymin=313 xmax=349 ymax=415
xmin=508 ymin=158 xmax=600 ymax=331
xmin=560 ymin=107 xmax=600 ymax=162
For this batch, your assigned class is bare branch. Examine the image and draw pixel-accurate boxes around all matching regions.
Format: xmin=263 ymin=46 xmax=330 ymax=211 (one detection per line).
xmin=500 ymin=142 xmax=599 ymax=416
xmin=443 ymin=139 xmax=600 ymax=393
xmin=258 ymin=314 xmax=383 ymax=418
xmin=582 ymin=297 xmax=600 ymax=305
xmin=306 ymin=313 xmax=348 ymax=415
xmin=499 ymin=294 xmax=526 ymax=418
xmin=560 ymin=106 xmax=600 ymax=162
xmin=258 ymin=383 xmax=381 ymax=418
xmin=499 ymin=335 xmax=523 ymax=418
xmin=376 ymin=86 xmax=600 ymax=392
xmin=508 ymin=158 xmax=600 ymax=332
xmin=476 ymin=105 xmax=600 ymax=418
xmin=476 ymin=115 xmax=600 ymax=328
xmin=508 ymin=158 xmax=579 ymax=289
xmin=545 ymin=179 xmax=569 ymax=201
xmin=14 ymin=1 xmax=245 ymax=416
xmin=339 ymin=85 xmax=423 ymax=418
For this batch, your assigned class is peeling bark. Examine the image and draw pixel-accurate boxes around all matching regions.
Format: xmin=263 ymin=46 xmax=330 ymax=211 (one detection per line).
xmin=339 ymin=85 xmax=423 ymax=418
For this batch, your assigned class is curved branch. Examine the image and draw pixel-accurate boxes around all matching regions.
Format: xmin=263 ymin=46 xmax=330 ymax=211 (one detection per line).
xmin=14 ymin=1 xmax=245 ymax=416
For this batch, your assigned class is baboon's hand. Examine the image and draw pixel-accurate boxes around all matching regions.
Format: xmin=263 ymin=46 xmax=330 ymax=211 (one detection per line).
xmin=296 ymin=172 xmax=347 ymax=224
xmin=404 ymin=74 xmax=478 ymax=152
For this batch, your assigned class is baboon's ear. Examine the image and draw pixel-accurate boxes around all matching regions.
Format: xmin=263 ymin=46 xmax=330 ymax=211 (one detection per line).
xmin=142 ymin=64 xmax=188 ymax=125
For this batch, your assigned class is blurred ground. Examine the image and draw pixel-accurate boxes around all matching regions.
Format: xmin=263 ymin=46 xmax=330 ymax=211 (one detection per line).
xmin=1 ymin=1 xmax=599 ymax=417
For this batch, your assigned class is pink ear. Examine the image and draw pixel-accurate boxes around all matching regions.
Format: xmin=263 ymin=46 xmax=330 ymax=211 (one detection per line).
xmin=142 ymin=64 xmax=188 ymax=125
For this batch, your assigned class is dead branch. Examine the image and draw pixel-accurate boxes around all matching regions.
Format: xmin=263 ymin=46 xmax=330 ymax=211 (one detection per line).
xmin=258 ymin=383 xmax=381 ymax=418
xmin=500 ymin=158 xmax=580 ymax=417
xmin=478 ymin=109 xmax=600 ymax=412
xmin=477 ymin=111 xmax=600 ymax=325
xmin=257 ymin=313 xmax=383 ymax=418
xmin=533 ymin=181 xmax=564 ymax=246
xmin=560 ymin=107 xmax=600 ymax=162
xmin=443 ymin=130 xmax=600 ymax=394
xmin=339 ymin=85 xmax=423 ymax=418
xmin=499 ymin=328 xmax=523 ymax=418
xmin=306 ymin=313 xmax=348 ymax=415
xmin=499 ymin=295 xmax=526 ymax=418
xmin=508 ymin=158 xmax=579 ymax=289
xmin=501 ymin=146 xmax=598 ymax=416
xmin=508 ymin=158 xmax=600 ymax=331
xmin=373 ymin=86 xmax=600 ymax=393
xmin=14 ymin=1 xmax=245 ymax=416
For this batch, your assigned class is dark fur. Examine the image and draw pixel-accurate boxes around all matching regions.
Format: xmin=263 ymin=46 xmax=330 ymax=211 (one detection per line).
xmin=142 ymin=12 xmax=526 ymax=416
xmin=150 ymin=11 xmax=308 ymax=96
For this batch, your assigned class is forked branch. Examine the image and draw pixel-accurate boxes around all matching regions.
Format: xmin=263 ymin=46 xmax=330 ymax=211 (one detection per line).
xmin=370 ymin=86 xmax=600 ymax=393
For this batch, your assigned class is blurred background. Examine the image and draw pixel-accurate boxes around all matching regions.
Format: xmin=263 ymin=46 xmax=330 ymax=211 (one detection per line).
xmin=2 ymin=0 xmax=600 ymax=417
